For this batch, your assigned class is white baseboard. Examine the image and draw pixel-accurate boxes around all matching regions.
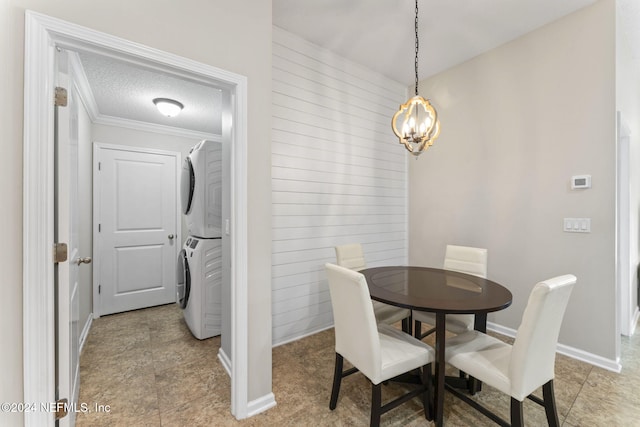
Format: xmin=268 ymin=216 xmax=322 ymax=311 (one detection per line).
xmin=246 ymin=392 xmax=277 ymax=418
xmin=79 ymin=314 xmax=93 ymax=355
xmin=272 ymin=324 xmax=334 ymax=348
xmin=487 ymin=321 xmax=622 ymax=373
xmin=217 ymin=348 xmax=276 ymax=419
xmin=218 ymin=347 xmax=232 ymax=377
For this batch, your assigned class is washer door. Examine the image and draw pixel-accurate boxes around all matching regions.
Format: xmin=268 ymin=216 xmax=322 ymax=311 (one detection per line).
xmin=176 ymin=249 xmax=191 ymax=309
xmin=180 ymin=156 xmax=195 ymax=215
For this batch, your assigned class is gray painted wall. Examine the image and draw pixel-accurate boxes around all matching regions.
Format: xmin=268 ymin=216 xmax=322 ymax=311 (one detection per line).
xmin=409 ymin=0 xmax=617 ymax=362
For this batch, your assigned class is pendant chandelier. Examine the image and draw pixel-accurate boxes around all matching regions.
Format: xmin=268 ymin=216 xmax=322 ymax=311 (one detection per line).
xmin=391 ymin=0 xmax=440 ymax=157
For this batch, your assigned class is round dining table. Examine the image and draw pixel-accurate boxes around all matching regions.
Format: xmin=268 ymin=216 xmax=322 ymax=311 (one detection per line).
xmin=360 ymin=266 xmax=513 ymax=427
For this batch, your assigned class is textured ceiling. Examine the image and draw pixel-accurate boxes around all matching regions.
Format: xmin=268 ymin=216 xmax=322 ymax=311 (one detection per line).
xmin=77 ymin=51 xmax=222 ymax=135
xmin=273 ymin=0 xmax=598 ymax=85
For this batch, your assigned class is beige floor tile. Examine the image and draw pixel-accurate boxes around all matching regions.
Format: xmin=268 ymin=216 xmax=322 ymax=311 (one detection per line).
xmin=77 ymin=369 xmax=159 ymax=421
xmin=150 ymin=334 xmax=218 ymax=374
xmin=159 ymin=396 xmax=246 ymax=427
xmin=149 ymin=315 xmax=193 ymax=344
xmin=564 ymin=366 xmax=640 ymax=426
xmin=80 ymin=345 xmax=155 ymax=386
xmin=155 ymin=358 xmax=229 ymax=412
xmin=76 ymin=304 xmax=640 ymax=427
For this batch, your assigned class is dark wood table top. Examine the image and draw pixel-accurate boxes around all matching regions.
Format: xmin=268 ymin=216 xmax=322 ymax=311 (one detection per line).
xmin=361 ymin=265 xmax=512 ymax=427
xmin=360 ymin=266 xmax=512 ymax=314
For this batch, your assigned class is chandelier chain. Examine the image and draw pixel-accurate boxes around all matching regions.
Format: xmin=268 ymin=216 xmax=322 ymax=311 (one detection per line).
xmin=414 ymin=0 xmax=419 ymax=96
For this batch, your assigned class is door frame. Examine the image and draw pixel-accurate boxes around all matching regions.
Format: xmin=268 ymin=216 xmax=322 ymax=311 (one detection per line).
xmin=616 ymin=111 xmax=638 ymax=338
xmin=23 ymin=10 xmax=252 ymax=424
xmin=92 ymin=143 xmax=182 ymax=318
xmin=55 ymin=51 xmax=81 ymax=427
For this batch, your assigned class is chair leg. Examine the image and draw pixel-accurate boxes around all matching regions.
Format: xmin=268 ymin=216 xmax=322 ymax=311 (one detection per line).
xmin=468 ymin=375 xmax=479 ymax=395
xmin=414 ymin=320 xmax=422 ymax=339
xmin=371 ymin=382 xmax=382 ymax=427
xmin=510 ymin=398 xmax=524 ymax=427
xmin=402 ymin=316 xmax=411 ymax=334
xmin=329 ymin=353 xmax=343 ymax=410
xmin=542 ymin=380 xmax=560 ymax=427
xmin=422 ymin=363 xmax=433 ymax=421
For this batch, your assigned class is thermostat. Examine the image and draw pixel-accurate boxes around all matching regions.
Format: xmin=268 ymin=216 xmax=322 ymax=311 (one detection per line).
xmin=571 ymin=175 xmax=591 ymax=189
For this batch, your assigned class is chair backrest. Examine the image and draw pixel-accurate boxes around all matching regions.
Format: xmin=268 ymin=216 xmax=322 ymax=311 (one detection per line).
xmin=509 ymin=274 xmax=576 ymax=400
xmin=444 ymin=245 xmax=488 ymax=278
xmin=325 ymin=263 xmax=381 ymax=380
xmin=335 ymin=243 xmax=366 ymax=271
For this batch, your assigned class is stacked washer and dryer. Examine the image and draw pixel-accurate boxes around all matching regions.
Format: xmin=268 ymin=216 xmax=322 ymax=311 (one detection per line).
xmin=176 ymin=140 xmax=223 ymax=340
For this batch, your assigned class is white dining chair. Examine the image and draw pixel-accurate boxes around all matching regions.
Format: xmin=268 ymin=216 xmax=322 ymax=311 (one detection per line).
xmin=325 ymin=263 xmax=435 ymax=426
xmin=335 ymin=244 xmax=412 ymax=333
xmin=444 ymin=274 xmax=576 ymax=427
xmin=413 ymin=245 xmax=488 ymax=340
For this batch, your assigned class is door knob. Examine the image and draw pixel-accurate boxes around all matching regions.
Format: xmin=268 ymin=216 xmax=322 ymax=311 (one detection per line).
xmin=76 ymin=257 xmax=92 ymax=265
xmin=168 ymin=234 xmax=175 ymax=240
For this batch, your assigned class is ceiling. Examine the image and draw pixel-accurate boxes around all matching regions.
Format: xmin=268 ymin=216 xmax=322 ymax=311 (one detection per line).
xmin=273 ymin=0 xmax=598 ymax=85
xmin=79 ymin=0 xmax=638 ymax=133
xmin=76 ymin=51 xmax=223 ymax=136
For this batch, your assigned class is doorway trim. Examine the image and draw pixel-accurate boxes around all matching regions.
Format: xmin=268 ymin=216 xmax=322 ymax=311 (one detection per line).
xmin=23 ymin=10 xmax=251 ymax=424
xmin=616 ymin=111 xmax=638 ymax=339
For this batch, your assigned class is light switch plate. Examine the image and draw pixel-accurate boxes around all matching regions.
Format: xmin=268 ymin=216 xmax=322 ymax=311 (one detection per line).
xmin=563 ymin=218 xmax=591 ymax=233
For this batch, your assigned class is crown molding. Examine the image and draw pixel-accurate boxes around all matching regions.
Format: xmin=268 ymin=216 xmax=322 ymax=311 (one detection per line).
xmin=92 ymin=114 xmax=221 ymax=141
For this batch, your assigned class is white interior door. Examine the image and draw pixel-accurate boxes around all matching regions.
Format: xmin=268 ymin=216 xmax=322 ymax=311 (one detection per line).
xmin=94 ymin=144 xmax=180 ymax=316
xmin=55 ymin=49 xmax=81 ymax=427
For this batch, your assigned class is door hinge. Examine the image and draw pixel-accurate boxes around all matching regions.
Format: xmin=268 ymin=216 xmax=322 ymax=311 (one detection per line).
xmin=98 ymin=162 xmax=101 ymax=171
xmin=53 ymin=243 xmax=68 ymax=264
xmin=54 ymin=398 xmax=68 ymax=420
xmin=98 ymin=284 xmax=101 ymax=294
xmin=98 ymin=224 xmax=101 ymax=232
xmin=54 ymin=87 xmax=68 ymax=107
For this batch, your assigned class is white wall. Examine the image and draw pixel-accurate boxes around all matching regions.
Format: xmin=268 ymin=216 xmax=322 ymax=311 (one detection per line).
xmin=3 ymin=1 xmax=272 ymax=424
xmin=271 ymin=28 xmax=409 ymax=345
xmin=409 ymin=0 xmax=618 ymax=364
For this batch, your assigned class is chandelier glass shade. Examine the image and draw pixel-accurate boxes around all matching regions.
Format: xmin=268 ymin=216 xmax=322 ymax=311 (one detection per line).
xmin=392 ymin=0 xmax=440 ymax=157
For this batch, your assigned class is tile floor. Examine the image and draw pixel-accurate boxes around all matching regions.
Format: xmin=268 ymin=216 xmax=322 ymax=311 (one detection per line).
xmin=77 ymin=304 xmax=640 ymax=426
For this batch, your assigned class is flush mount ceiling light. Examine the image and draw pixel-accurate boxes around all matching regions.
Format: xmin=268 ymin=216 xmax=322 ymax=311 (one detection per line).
xmin=153 ymin=97 xmax=184 ymax=117
xmin=391 ymin=0 xmax=441 ymax=157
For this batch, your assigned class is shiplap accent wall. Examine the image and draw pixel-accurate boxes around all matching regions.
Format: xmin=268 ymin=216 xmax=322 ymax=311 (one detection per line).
xmin=272 ymin=27 xmax=409 ymax=345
